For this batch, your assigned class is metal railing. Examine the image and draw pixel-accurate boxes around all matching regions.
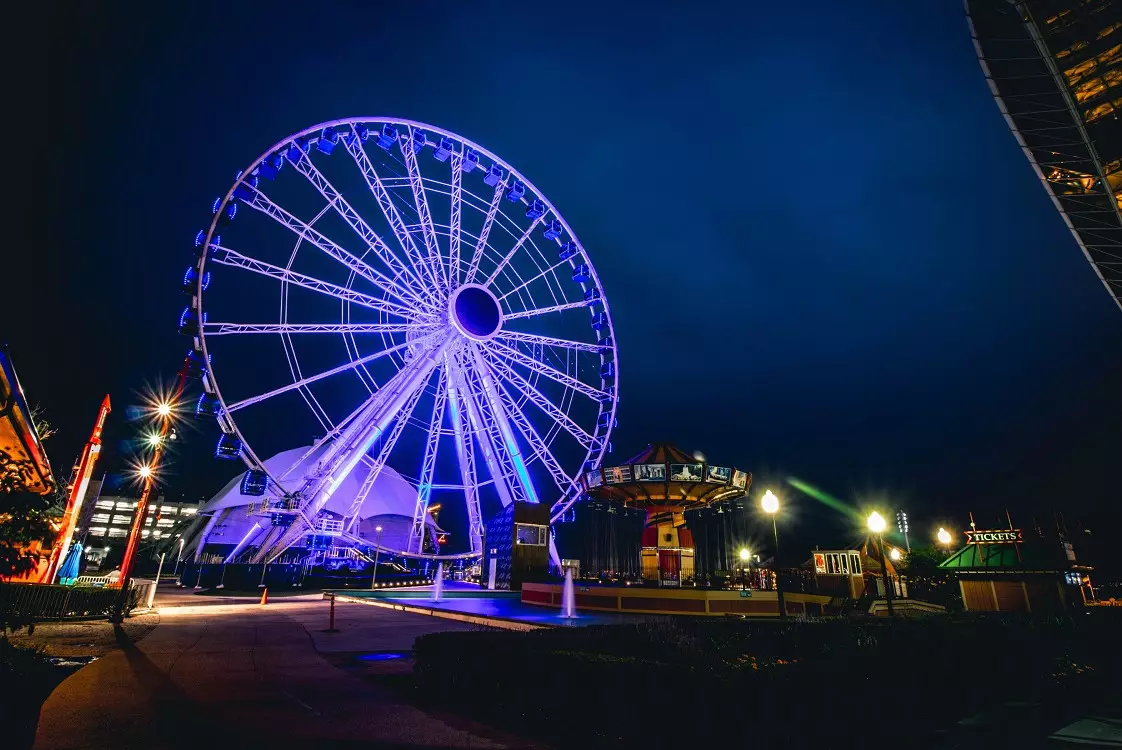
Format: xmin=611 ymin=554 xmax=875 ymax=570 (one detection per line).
xmin=0 ymin=581 xmax=139 ymax=625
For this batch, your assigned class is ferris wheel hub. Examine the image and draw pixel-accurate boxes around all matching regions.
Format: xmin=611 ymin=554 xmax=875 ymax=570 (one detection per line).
xmin=449 ymin=284 xmax=503 ymax=341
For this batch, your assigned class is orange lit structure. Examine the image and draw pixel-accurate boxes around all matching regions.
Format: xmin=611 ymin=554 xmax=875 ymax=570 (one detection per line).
xmin=41 ymin=395 xmax=111 ymax=583
xmin=966 ymin=0 xmax=1122 ymax=311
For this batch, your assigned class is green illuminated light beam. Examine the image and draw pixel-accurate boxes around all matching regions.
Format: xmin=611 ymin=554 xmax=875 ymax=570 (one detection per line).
xmin=786 ymin=477 xmax=863 ymax=522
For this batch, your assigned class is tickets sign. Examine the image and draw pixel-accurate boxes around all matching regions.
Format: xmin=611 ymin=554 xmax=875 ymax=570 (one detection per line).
xmin=965 ymin=529 xmax=1023 ymax=544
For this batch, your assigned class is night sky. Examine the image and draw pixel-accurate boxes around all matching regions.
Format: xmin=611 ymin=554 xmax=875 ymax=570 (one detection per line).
xmin=9 ymin=2 xmax=1121 ymax=570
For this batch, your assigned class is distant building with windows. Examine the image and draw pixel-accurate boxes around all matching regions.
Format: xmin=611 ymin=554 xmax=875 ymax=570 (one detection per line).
xmin=74 ymin=475 xmax=202 ymax=568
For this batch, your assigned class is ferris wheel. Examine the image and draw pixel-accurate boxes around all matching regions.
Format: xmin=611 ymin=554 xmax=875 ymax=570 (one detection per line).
xmin=182 ymin=118 xmax=619 ymax=561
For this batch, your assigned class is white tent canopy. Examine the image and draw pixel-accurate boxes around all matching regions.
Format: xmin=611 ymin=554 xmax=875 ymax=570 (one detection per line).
xmin=184 ymin=444 xmax=436 ymax=559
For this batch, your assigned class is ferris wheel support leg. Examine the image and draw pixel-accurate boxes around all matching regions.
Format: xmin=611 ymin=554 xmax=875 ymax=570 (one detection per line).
xmin=447 ymin=377 xmax=483 ymax=554
xmin=450 ymin=357 xmax=519 ymax=510
xmin=409 ymin=372 xmax=449 ymax=555
xmin=467 ymin=345 xmax=539 ymax=505
xmin=251 ymin=338 xmax=451 ymax=564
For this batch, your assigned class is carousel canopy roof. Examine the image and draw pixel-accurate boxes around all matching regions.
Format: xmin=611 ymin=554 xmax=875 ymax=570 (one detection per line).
xmin=0 ymin=345 xmax=54 ymax=496
xmin=584 ymin=442 xmax=752 ymax=509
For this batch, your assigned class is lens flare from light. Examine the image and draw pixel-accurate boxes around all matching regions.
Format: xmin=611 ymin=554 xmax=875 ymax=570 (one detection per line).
xmin=867 ymin=511 xmax=887 ymax=533
xmin=761 ymin=489 xmax=780 ymax=514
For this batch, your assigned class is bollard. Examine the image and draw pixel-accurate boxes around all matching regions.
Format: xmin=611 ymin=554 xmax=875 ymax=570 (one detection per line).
xmin=324 ymin=593 xmax=339 ymax=633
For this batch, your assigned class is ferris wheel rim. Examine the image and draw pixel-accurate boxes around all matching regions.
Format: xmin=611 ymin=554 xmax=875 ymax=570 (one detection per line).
xmin=191 ymin=117 xmax=621 ymax=554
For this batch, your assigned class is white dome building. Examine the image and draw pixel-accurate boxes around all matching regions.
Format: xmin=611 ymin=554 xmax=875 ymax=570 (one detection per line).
xmin=182 ymin=444 xmax=441 ymax=562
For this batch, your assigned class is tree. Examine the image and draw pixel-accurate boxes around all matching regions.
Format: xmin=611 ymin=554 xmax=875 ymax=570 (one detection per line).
xmin=0 ymin=490 xmax=58 ymax=578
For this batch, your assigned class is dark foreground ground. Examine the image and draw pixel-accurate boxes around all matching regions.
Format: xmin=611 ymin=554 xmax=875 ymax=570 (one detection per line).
xmin=413 ymin=609 xmax=1122 ymax=749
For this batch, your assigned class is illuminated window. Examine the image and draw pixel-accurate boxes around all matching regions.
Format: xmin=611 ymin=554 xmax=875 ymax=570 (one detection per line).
xmin=180 ymin=508 xmax=197 ymax=516
xmin=850 ymin=554 xmax=861 ymax=573
xmin=95 ymin=500 xmax=115 ymax=510
xmin=107 ymin=528 xmax=128 ymax=537
xmin=88 ymin=526 xmax=107 ymax=536
xmin=116 ymin=501 xmax=135 ymax=510
xmin=157 ymin=519 xmax=174 ymax=527
xmin=111 ymin=515 xmax=131 ymax=524
xmin=141 ymin=530 xmax=150 ymax=537
xmin=515 ymin=523 xmax=547 ymax=546
xmin=91 ymin=513 xmax=111 ymax=524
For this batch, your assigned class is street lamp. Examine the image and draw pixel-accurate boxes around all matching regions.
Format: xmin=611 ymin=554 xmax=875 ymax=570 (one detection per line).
xmin=937 ymin=527 xmax=952 ymax=546
xmin=761 ymin=489 xmax=785 ymax=619
xmin=889 ymin=547 xmax=902 ymax=561
xmin=867 ymin=511 xmax=895 ymax=616
xmin=370 ymin=525 xmax=384 ymax=589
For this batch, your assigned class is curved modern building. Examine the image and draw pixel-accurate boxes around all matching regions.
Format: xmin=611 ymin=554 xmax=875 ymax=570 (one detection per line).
xmin=965 ymin=0 xmax=1121 ymax=311
xmin=181 ymin=444 xmax=441 ymax=564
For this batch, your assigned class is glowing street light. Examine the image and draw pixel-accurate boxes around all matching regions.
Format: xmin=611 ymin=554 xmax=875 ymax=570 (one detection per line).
xmin=889 ymin=547 xmax=902 ymax=561
xmin=137 ymin=464 xmax=153 ymax=480
xmin=866 ymin=511 xmax=894 ymax=616
xmin=761 ymin=489 xmax=780 ymax=515
xmin=738 ymin=547 xmax=751 ymax=561
xmin=156 ymin=401 xmax=173 ymax=418
xmin=145 ymin=432 xmax=163 ymax=448
xmin=937 ymin=527 xmax=953 ymax=546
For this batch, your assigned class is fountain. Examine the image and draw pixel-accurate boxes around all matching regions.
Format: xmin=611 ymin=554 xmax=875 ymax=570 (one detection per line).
xmin=561 ymin=567 xmax=576 ymax=619
xmin=431 ymin=562 xmax=445 ymax=602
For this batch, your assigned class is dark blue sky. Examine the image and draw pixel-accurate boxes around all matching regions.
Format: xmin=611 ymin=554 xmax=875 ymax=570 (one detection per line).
xmin=9 ymin=1 xmax=1120 ymax=563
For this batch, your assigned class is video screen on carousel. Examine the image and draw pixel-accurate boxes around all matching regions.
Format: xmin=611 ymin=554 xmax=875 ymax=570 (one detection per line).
xmin=670 ymin=463 xmax=703 ymax=482
xmin=731 ymin=470 xmax=749 ymax=489
xmin=603 ymin=465 xmax=632 ymax=484
xmin=706 ymin=466 xmax=731 ymax=484
xmin=585 ymin=470 xmax=604 ymax=489
xmin=632 ymin=463 xmax=666 ymax=481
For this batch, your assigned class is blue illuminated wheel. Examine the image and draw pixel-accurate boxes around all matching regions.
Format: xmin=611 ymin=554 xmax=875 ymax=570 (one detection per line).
xmin=182 ymin=118 xmax=619 ymax=559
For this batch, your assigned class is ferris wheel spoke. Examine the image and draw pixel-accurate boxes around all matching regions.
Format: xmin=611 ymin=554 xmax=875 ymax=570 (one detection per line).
xmin=494 ymin=330 xmax=609 ymax=355
xmin=342 ymin=129 xmax=443 ymax=295
xmin=485 ymin=339 xmax=608 ymax=403
xmin=502 ymin=299 xmax=593 ymax=321
xmin=483 ymin=219 xmax=543 ymax=288
xmin=448 ymin=152 xmax=464 ymax=288
xmin=446 ymin=363 xmax=483 ymax=553
xmin=237 ymin=182 xmax=425 ymax=314
xmin=463 ymin=182 xmax=505 ymax=285
xmin=286 ymin=153 xmax=433 ymax=309
xmin=479 ymin=348 xmax=597 ymax=450
xmin=490 ymin=362 xmax=574 ymax=498
xmin=409 ymin=369 xmax=449 ymax=554
xmin=210 ymin=245 xmax=421 ymax=319
xmin=342 ymin=382 xmax=426 ymax=533
xmin=400 ymin=129 xmax=449 ymax=294
xmin=226 ymin=334 xmax=433 ymax=413
xmin=497 ymin=258 xmax=571 ymax=303
xmin=203 ymin=322 xmax=412 ymax=336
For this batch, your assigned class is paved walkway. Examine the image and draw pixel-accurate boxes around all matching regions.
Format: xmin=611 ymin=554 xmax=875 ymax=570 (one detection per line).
xmin=34 ymin=591 xmax=543 ymax=749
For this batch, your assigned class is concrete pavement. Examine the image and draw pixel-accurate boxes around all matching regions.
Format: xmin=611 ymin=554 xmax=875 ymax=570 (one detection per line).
xmin=34 ymin=591 xmax=543 ymax=749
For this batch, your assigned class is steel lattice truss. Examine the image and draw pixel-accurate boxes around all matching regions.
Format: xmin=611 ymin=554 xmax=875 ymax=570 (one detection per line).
xmin=966 ymin=0 xmax=1122 ymax=311
xmin=185 ymin=118 xmax=619 ymax=561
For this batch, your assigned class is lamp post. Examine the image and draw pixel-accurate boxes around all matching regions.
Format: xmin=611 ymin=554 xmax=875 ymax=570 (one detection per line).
xmin=370 ymin=525 xmax=384 ymax=589
xmin=111 ymin=367 xmax=187 ymax=623
xmin=867 ymin=511 xmax=895 ymax=617
xmin=173 ymin=536 xmax=185 ymax=578
xmin=936 ymin=527 xmax=953 ymax=559
xmin=761 ymin=489 xmax=785 ymax=619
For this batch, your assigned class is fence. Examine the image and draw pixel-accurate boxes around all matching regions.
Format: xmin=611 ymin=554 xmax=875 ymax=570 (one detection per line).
xmin=0 ymin=581 xmax=139 ymax=626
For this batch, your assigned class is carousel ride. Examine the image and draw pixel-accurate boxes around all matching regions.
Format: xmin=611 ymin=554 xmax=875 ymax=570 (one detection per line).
xmin=178 ymin=118 xmax=619 ymax=571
